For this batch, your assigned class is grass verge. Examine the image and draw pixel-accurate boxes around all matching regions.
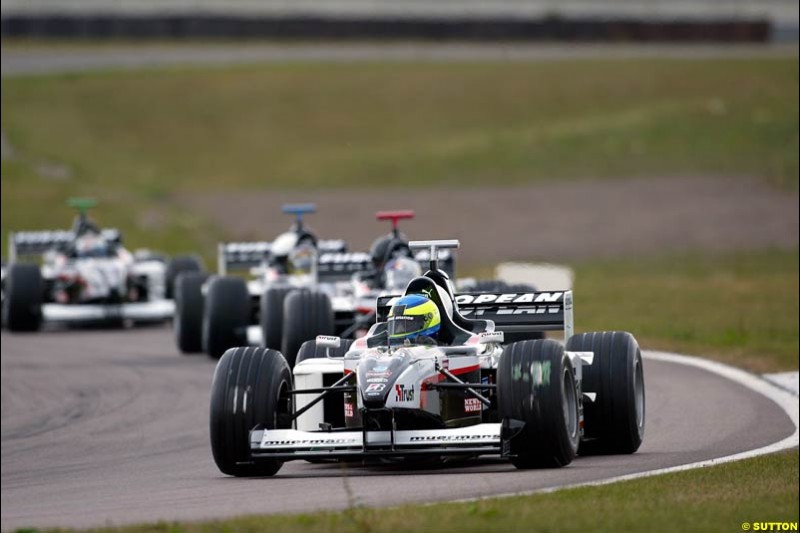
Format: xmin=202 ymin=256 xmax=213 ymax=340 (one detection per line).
xmin=17 ymin=450 xmax=798 ymax=533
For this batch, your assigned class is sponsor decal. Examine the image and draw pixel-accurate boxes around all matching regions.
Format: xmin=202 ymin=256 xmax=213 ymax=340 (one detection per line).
xmin=262 ymin=437 xmax=359 ymax=446
xmin=464 ymin=398 xmax=482 ymax=413
xmin=365 ymin=383 xmax=386 ymax=394
xmin=318 ymin=252 xmax=371 ymax=264
xmin=344 ymin=403 xmax=354 ymax=418
xmin=456 ymin=292 xmax=564 ymax=305
xmin=461 ymin=306 xmax=561 ymax=317
xmin=372 ymin=365 xmax=389 ymax=372
xmin=395 ymin=384 xmax=415 ymax=403
xmin=367 ymin=377 xmax=388 ymax=383
xmin=531 ymin=361 xmax=551 ymax=387
xmin=408 ymin=434 xmax=498 ymax=442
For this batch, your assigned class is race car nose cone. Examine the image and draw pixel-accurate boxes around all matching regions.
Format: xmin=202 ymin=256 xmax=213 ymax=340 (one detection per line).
xmin=358 ymin=354 xmax=410 ymax=408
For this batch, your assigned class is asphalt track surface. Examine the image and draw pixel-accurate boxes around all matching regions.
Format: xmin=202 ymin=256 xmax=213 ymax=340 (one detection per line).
xmin=1 ymin=327 xmax=795 ymax=530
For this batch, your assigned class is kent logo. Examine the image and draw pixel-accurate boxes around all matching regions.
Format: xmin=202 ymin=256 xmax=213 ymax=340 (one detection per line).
xmin=395 ymin=384 xmax=415 ymax=403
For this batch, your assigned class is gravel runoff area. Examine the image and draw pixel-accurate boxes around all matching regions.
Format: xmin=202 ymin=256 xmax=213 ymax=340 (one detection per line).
xmin=179 ymin=176 xmax=799 ymax=265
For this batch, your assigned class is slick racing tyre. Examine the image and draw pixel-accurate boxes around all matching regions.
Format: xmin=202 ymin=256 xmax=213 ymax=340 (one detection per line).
xmin=210 ymin=347 xmax=292 ymax=477
xmin=174 ymin=272 xmax=208 ymax=354
xmin=4 ymin=263 xmax=43 ymax=332
xmin=203 ymin=276 xmax=250 ymax=359
xmin=281 ymin=291 xmax=334 ymax=369
xmin=260 ymin=287 xmax=294 ymax=351
xmin=296 ymin=338 xmax=354 ymax=365
xmin=567 ymin=331 xmax=645 ymax=455
xmin=498 ymin=339 xmax=580 ymax=468
xmin=165 ymin=255 xmax=204 ymax=299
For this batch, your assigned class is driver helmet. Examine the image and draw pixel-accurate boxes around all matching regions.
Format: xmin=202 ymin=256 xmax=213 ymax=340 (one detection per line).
xmin=387 ymin=294 xmax=441 ymax=345
xmin=75 ymin=233 xmax=108 ymax=258
xmin=287 ymin=241 xmax=316 ymax=275
xmin=384 ymin=257 xmax=422 ymax=292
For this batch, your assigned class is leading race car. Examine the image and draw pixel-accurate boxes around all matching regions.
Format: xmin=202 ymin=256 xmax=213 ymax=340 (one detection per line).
xmin=209 ymin=240 xmax=645 ymax=476
xmin=2 ymin=199 xmax=203 ymax=331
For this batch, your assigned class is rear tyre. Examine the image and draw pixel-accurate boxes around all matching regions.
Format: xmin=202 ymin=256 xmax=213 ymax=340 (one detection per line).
xmin=281 ymin=291 xmax=334 ymax=369
xmin=4 ymin=264 xmax=43 ymax=332
xmin=498 ymin=339 xmax=579 ymax=468
xmin=165 ymin=255 xmax=204 ymax=299
xmin=260 ymin=287 xmax=293 ymax=351
xmin=174 ymin=272 xmax=207 ymax=354
xmin=203 ymin=276 xmax=250 ymax=359
xmin=567 ymin=331 xmax=645 ymax=455
xmin=296 ymin=338 xmax=354 ymax=365
xmin=209 ymin=347 xmax=292 ymax=477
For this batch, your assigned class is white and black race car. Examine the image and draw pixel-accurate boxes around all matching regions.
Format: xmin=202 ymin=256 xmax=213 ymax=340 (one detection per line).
xmin=2 ymin=199 xmax=202 ymax=331
xmin=175 ymin=207 xmax=456 ymax=362
xmin=209 ymin=240 xmax=645 ymax=476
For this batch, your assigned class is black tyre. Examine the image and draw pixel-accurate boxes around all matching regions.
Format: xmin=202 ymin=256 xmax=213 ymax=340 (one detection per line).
xmin=260 ymin=287 xmax=294 ymax=351
xmin=281 ymin=291 xmax=334 ymax=368
xmin=567 ymin=331 xmax=645 ymax=455
xmin=165 ymin=255 xmax=204 ymax=299
xmin=498 ymin=339 xmax=580 ymax=468
xmin=209 ymin=347 xmax=293 ymax=477
xmin=296 ymin=338 xmax=354 ymax=365
xmin=174 ymin=272 xmax=207 ymax=354
xmin=203 ymin=276 xmax=250 ymax=359
xmin=4 ymin=264 xmax=43 ymax=332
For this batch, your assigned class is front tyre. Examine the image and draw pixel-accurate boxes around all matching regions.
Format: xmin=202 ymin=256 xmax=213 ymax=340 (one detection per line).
xmin=174 ymin=272 xmax=207 ymax=353
xmin=567 ymin=331 xmax=645 ymax=455
xmin=209 ymin=347 xmax=292 ymax=477
xmin=498 ymin=339 xmax=579 ymax=468
xmin=4 ymin=264 xmax=43 ymax=332
xmin=203 ymin=276 xmax=250 ymax=359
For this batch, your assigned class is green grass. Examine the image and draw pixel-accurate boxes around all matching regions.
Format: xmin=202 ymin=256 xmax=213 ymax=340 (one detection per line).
xmin=19 ymin=450 xmax=798 ymax=533
xmin=2 ymin=58 xmax=797 ymax=193
xmin=574 ymin=249 xmax=799 ymax=373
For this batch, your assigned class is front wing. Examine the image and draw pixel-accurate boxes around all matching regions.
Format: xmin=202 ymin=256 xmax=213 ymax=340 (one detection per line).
xmin=250 ymin=423 xmax=504 ymax=461
xmin=42 ymin=300 xmax=175 ymax=323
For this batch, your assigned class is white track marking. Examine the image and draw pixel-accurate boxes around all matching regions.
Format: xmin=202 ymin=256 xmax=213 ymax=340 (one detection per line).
xmin=763 ymin=371 xmax=800 ymax=396
xmin=448 ymin=349 xmax=799 ymax=504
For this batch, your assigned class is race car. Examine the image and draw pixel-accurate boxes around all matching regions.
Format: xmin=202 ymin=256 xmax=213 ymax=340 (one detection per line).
xmin=2 ymin=198 xmax=203 ymax=331
xmin=175 ymin=207 xmax=456 ymax=361
xmin=209 ymin=240 xmax=645 ymax=476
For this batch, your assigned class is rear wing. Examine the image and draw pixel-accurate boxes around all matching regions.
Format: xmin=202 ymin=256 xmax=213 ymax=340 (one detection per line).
xmin=217 ymin=239 xmax=348 ymax=275
xmin=315 ymin=249 xmax=457 ymax=281
xmin=9 ymin=229 xmax=122 ymax=262
xmin=377 ymin=290 xmax=574 ymax=339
